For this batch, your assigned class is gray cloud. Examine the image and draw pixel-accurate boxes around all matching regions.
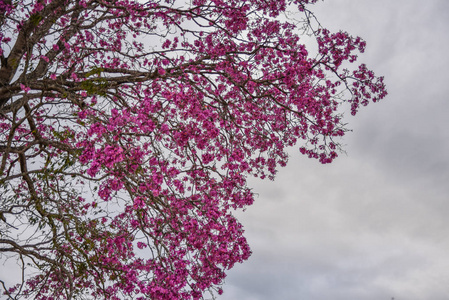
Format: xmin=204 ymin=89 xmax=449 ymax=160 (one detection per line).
xmin=221 ymin=1 xmax=449 ymax=299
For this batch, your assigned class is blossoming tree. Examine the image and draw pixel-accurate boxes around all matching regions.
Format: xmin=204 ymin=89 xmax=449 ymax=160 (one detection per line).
xmin=0 ymin=0 xmax=386 ymax=299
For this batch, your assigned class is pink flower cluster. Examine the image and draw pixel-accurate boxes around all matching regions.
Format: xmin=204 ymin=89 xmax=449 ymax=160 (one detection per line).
xmin=0 ymin=0 xmax=386 ymax=299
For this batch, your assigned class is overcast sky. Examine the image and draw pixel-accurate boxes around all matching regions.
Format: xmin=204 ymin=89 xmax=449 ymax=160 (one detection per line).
xmin=1 ymin=1 xmax=447 ymax=299
xmin=221 ymin=1 xmax=449 ymax=300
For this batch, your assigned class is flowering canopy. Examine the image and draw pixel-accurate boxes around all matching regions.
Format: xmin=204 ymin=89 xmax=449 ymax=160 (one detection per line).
xmin=0 ymin=0 xmax=386 ymax=299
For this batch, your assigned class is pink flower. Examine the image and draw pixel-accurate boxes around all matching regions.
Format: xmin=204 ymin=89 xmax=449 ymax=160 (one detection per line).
xmin=137 ymin=242 xmax=147 ymax=249
xmin=19 ymin=84 xmax=30 ymax=93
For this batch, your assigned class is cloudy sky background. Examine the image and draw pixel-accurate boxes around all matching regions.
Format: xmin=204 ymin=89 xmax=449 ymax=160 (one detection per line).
xmin=1 ymin=1 xmax=447 ymax=299
xmin=221 ymin=1 xmax=449 ymax=299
